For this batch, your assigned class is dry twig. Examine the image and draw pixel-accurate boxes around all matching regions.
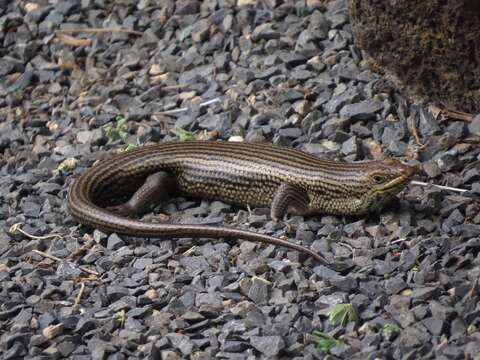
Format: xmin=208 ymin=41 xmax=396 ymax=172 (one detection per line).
xmin=442 ymin=109 xmax=475 ymax=122
xmin=71 ymin=242 xmax=95 ymax=258
xmin=74 ymin=282 xmax=86 ymax=307
xmin=32 ymin=249 xmax=99 ymax=276
xmin=153 ymin=98 xmax=221 ymax=115
xmin=10 ymin=223 xmax=63 ymax=240
xmin=337 ymin=242 xmax=354 ymax=254
xmin=410 ymin=180 xmax=468 ymax=193
xmin=407 ymin=115 xmax=426 ymax=148
xmin=56 ymin=33 xmax=92 ymax=46
xmin=55 ymin=27 xmax=142 ymax=36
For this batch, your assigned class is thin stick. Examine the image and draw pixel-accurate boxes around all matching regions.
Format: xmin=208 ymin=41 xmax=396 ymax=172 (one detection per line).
xmin=410 ymin=180 xmax=468 ymax=193
xmin=32 ymin=250 xmax=100 ymax=276
xmin=56 ymin=28 xmax=143 ymax=36
xmin=10 ymin=223 xmax=63 ymax=240
xmin=408 ymin=115 xmax=425 ymax=148
xmin=77 ymin=266 xmax=100 ymax=276
xmin=74 ymin=282 xmax=86 ymax=307
xmin=56 ymin=33 xmax=93 ymax=47
xmin=153 ymin=98 xmax=221 ymax=115
xmin=337 ymin=242 xmax=354 ymax=254
xmin=390 ymin=238 xmax=410 ymax=245
xmin=468 ymin=279 xmax=478 ymax=299
xmin=161 ymin=85 xmax=185 ymax=91
xmin=463 ymin=137 xmax=480 ymax=144
xmin=32 ymin=249 xmax=62 ymax=262
xmin=183 ymin=246 xmax=198 ymax=256
xmin=443 ymin=109 xmax=475 ymax=122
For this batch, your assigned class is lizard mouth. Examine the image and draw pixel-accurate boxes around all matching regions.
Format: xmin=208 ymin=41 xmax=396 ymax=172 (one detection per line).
xmin=377 ymin=163 xmax=418 ymax=195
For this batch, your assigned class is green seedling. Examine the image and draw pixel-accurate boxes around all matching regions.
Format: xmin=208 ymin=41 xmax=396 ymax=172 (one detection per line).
xmin=328 ymin=303 xmax=357 ymax=327
xmin=113 ymin=309 xmax=126 ymax=328
xmin=105 ymin=116 xmax=129 ymax=143
xmin=123 ymin=143 xmax=138 ymax=152
xmin=171 ymin=127 xmax=195 ymax=141
xmin=383 ymin=323 xmax=401 ymax=336
xmin=312 ymin=331 xmax=344 ymax=352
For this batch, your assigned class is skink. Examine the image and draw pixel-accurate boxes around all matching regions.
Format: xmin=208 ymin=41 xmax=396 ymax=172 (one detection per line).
xmin=67 ymin=141 xmax=417 ymax=264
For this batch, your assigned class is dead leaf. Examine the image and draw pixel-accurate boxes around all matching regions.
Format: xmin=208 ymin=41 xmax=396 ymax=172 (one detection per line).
xmin=366 ymin=140 xmax=383 ymax=159
xmin=427 ymin=104 xmax=442 ymax=120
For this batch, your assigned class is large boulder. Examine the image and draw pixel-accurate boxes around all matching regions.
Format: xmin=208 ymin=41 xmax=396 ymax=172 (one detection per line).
xmin=348 ymin=0 xmax=480 ymax=113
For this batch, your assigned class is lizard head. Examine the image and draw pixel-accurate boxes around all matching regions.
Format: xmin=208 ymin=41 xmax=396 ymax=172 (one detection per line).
xmin=359 ymin=158 xmax=418 ymax=212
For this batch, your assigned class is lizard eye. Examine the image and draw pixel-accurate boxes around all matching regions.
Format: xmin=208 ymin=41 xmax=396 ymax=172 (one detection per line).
xmin=373 ymin=175 xmax=386 ymax=183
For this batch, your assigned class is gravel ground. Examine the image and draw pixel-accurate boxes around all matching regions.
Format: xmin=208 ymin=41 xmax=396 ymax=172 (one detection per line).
xmin=1 ymin=1 xmax=480 ymax=359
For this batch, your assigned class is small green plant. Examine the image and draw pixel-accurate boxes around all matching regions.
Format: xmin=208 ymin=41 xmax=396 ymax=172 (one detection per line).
xmin=113 ymin=309 xmax=126 ymax=328
xmin=171 ymin=127 xmax=195 ymax=141
xmin=105 ymin=116 xmax=129 ymax=143
xmin=383 ymin=323 xmax=401 ymax=336
xmin=328 ymin=303 xmax=357 ymax=326
xmin=123 ymin=143 xmax=138 ymax=152
xmin=312 ymin=331 xmax=344 ymax=352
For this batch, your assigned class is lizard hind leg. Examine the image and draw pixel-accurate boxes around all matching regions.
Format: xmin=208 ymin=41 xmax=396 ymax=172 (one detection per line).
xmin=270 ymin=183 xmax=310 ymax=222
xmin=106 ymin=171 xmax=176 ymax=218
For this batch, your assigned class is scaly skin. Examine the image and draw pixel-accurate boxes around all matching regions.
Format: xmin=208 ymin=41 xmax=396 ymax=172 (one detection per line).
xmin=67 ymin=141 xmax=417 ymax=264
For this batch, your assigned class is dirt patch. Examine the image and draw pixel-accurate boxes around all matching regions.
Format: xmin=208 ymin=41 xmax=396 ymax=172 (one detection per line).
xmin=349 ymin=0 xmax=480 ymax=113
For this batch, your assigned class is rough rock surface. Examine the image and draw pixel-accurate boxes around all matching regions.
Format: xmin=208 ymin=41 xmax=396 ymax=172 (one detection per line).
xmin=349 ymin=0 xmax=480 ymax=113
